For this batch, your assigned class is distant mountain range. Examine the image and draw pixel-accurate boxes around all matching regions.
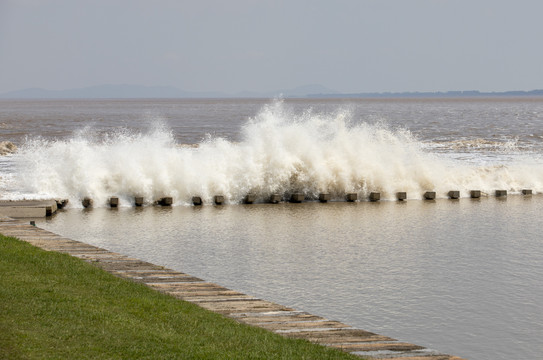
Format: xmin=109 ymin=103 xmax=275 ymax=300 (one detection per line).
xmin=0 ymin=84 xmax=338 ymax=99
xmin=0 ymin=84 xmax=224 ymax=99
xmin=1 ymin=84 xmax=542 ymax=99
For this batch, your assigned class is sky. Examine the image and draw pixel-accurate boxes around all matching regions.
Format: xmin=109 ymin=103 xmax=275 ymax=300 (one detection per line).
xmin=1 ymin=0 xmax=543 ymax=94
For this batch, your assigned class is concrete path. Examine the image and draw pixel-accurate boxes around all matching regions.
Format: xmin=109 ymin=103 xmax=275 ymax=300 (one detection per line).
xmin=0 ymin=216 xmax=464 ymax=360
xmin=0 ymin=200 xmax=60 ymax=217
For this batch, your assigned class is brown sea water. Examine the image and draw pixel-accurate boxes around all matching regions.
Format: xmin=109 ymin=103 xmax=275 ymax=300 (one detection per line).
xmin=37 ymin=197 xmax=543 ymax=360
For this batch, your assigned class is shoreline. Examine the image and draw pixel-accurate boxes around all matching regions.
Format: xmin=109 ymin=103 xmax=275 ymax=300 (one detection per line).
xmin=0 ymin=215 xmax=464 ymax=360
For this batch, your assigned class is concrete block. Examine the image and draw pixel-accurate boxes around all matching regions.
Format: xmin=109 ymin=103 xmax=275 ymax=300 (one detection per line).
xmin=109 ymin=197 xmax=119 ymax=207
xmin=244 ymin=194 xmax=256 ymax=204
xmin=448 ymin=191 xmax=460 ymax=199
xmin=522 ymin=189 xmax=532 ymax=195
xmin=82 ymin=197 xmax=93 ymax=208
xmin=269 ymin=194 xmax=281 ymax=204
xmin=396 ymin=192 xmax=407 ymax=201
xmin=424 ymin=191 xmax=436 ymax=200
xmin=214 ymin=195 xmax=224 ymax=205
xmin=43 ymin=200 xmax=57 ymax=215
xmin=495 ymin=190 xmax=507 ymax=197
xmin=470 ymin=190 xmax=481 ymax=198
xmin=158 ymin=197 xmax=173 ymax=206
xmin=319 ymin=193 xmax=331 ymax=202
xmin=192 ymin=196 xmax=202 ymax=206
xmin=290 ymin=193 xmax=304 ymax=203
xmin=0 ymin=206 xmax=46 ymax=218
xmin=56 ymin=199 xmax=69 ymax=209
xmin=345 ymin=193 xmax=357 ymax=202
xmin=369 ymin=192 xmax=380 ymax=202
xmin=134 ymin=197 xmax=144 ymax=207
xmin=0 ymin=200 xmax=58 ymax=217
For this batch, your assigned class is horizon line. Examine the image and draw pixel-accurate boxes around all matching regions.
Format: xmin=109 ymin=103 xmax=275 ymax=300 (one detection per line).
xmin=1 ymin=84 xmax=543 ymax=100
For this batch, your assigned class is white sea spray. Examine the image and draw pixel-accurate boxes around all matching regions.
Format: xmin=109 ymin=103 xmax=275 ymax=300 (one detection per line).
xmin=5 ymin=101 xmax=543 ymax=206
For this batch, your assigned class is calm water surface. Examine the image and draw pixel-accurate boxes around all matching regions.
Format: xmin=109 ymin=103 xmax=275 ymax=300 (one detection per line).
xmin=37 ymin=196 xmax=543 ymax=360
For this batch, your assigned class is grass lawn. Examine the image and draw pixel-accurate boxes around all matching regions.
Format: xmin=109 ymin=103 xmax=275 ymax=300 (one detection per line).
xmin=0 ymin=234 xmax=361 ymax=359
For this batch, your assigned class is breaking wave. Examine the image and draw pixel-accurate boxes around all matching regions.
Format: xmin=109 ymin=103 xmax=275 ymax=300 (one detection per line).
xmin=3 ymin=101 xmax=543 ymax=206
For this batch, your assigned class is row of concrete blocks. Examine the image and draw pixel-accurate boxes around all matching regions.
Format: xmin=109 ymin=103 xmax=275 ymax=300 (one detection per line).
xmin=80 ymin=189 xmax=533 ymax=208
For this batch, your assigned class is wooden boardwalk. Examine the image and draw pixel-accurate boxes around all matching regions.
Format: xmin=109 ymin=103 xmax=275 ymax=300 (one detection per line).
xmin=0 ymin=216 xmax=464 ymax=360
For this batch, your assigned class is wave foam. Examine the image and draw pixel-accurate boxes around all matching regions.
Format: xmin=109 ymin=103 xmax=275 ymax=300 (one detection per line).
xmin=4 ymin=101 xmax=543 ymax=206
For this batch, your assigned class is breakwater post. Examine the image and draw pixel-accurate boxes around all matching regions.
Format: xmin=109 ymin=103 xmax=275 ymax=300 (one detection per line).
xmin=109 ymin=197 xmax=119 ymax=208
xmin=269 ymin=194 xmax=281 ymax=204
xmin=214 ymin=196 xmax=224 ymax=205
xmin=244 ymin=194 xmax=256 ymax=204
xmin=290 ymin=194 xmax=304 ymax=203
xmin=369 ymin=192 xmax=380 ymax=202
xmin=397 ymin=192 xmax=407 ymax=201
xmin=157 ymin=197 xmax=173 ymax=206
xmin=424 ymin=191 xmax=436 ymax=200
xmin=448 ymin=191 xmax=460 ymax=199
xmin=346 ymin=193 xmax=357 ymax=202
xmin=82 ymin=197 xmax=93 ymax=208
xmin=495 ymin=190 xmax=507 ymax=197
xmin=470 ymin=190 xmax=481 ymax=198
xmin=522 ymin=189 xmax=532 ymax=195
xmin=192 ymin=196 xmax=202 ymax=206
xmin=55 ymin=199 xmax=69 ymax=209
xmin=319 ymin=193 xmax=331 ymax=202
xmin=135 ymin=197 xmax=144 ymax=207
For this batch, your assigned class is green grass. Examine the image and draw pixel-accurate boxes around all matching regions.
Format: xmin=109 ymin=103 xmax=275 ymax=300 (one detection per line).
xmin=0 ymin=234 xmax=361 ymax=359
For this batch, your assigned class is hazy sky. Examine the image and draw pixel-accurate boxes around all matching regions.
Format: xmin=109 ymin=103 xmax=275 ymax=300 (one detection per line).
xmin=1 ymin=0 xmax=542 ymax=94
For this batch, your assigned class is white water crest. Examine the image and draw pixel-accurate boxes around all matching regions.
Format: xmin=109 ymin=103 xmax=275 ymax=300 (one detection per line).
xmin=5 ymin=101 xmax=543 ymax=206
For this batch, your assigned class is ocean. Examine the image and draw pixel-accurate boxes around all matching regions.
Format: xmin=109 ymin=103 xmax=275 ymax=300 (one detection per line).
xmin=1 ymin=98 xmax=542 ymax=359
